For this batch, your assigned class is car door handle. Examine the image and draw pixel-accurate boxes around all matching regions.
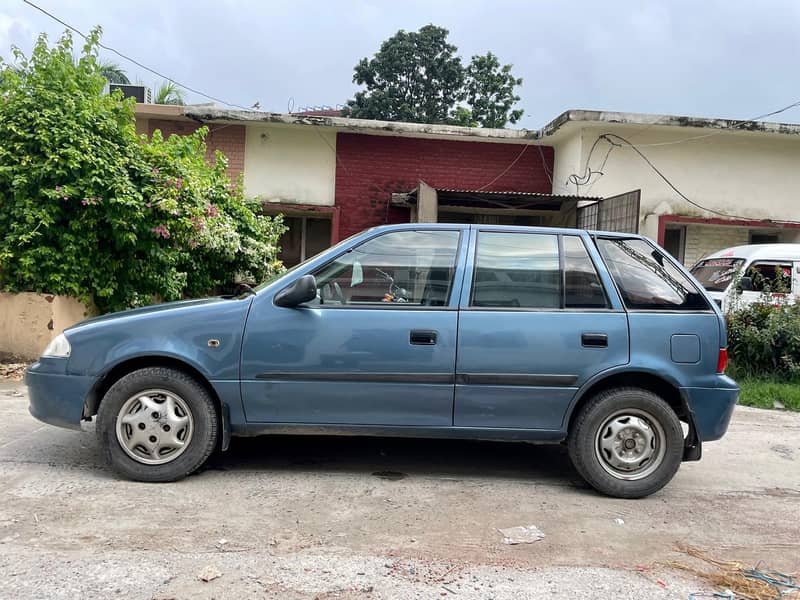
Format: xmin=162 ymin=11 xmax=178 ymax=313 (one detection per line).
xmin=581 ymin=333 xmax=608 ymax=348
xmin=410 ymin=330 xmax=438 ymax=345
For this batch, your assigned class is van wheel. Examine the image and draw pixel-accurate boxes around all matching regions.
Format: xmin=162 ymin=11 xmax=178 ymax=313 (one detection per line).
xmin=96 ymin=367 xmax=218 ymax=482
xmin=568 ymin=387 xmax=683 ymax=498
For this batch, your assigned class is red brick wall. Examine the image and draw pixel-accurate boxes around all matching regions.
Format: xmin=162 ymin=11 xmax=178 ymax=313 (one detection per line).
xmin=334 ymin=133 xmax=554 ymax=240
xmin=147 ymin=119 xmax=246 ymax=179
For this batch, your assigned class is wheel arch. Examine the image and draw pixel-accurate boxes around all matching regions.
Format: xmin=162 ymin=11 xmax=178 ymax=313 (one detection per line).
xmin=84 ymin=354 xmax=231 ymax=451
xmin=565 ymin=370 xmax=700 ymax=461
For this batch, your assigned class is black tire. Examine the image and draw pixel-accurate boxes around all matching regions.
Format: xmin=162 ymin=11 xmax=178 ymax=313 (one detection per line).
xmin=568 ymin=387 xmax=683 ymax=499
xmin=96 ymin=367 xmax=218 ymax=482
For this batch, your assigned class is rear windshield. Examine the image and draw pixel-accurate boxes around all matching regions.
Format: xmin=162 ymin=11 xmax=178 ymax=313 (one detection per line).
xmin=596 ymin=238 xmax=709 ymax=310
xmin=690 ymin=258 xmax=745 ymax=292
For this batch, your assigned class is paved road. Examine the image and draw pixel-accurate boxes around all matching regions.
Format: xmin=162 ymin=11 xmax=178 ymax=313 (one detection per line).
xmin=0 ymin=380 xmax=798 ymax=598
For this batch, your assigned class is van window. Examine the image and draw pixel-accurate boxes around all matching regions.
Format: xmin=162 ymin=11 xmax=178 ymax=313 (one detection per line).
xmin=596 ymin=238 xmax=708 ymax=310
xmin=690 ymin=258 xmax=745 ymax=292
xmin=564 ymin=236 xmax=608 ymax=308
xmin=746 ymin=262 xmax=793 ymax=293
xmin=471 ymin=232 xmax=561 ymax=308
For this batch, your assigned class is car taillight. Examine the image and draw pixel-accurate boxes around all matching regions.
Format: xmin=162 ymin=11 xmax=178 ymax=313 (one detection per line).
xmin=717 ymin=348 xmax=728 ymax=373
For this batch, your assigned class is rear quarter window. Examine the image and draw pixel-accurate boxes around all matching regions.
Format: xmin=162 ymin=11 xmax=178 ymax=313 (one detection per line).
xmin=596 ymin=237 xmax=709 ymax=310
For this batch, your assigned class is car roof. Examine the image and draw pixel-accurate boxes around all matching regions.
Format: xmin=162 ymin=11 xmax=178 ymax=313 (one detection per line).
xmin=367 ymin=223 xmax=644 ymax=239
xmin=701 ymin=243 xmax=800 ymax=262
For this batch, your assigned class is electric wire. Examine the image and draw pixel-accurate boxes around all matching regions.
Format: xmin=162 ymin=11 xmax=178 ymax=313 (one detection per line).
xmin=21 ymin=0 xmax=251 ymax=111
xmin=566 ymin=98 xmax=800 ymax=224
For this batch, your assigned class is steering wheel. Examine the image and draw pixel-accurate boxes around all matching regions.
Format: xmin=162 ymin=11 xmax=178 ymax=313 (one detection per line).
xmin=321 ymin=281 xmax=346 ymax=304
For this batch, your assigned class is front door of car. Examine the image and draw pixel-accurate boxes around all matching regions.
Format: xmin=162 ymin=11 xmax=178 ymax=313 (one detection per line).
xmin=240 ymin=228 xmax=466 ymax=426
xmin=454 ymin=230 xmax=629 ymax=431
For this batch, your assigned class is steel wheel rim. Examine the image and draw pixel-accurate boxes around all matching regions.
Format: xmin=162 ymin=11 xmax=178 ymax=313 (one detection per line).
xmin=115 ymin=388 xmax=194 ymax=465
xmin=594 ymin=408 xmax=666 ymax=481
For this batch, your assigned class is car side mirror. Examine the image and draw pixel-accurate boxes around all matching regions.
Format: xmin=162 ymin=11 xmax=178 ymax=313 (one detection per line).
xmin=737 ymin=276 xmax=754 ymax=293
xmin=274 ymin=274 xmax=317 ymax=307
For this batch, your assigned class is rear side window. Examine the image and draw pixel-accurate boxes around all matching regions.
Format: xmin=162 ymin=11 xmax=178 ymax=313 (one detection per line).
xmin=471 ymin=232 xmax=560 ymax=308
xmin=596 ymin=237 xmax=708 ymax=310
xmin=564 ymin=236 xmax=608 ymax=308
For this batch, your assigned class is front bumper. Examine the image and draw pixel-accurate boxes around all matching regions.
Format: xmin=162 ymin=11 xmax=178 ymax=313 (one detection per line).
xmin=25 ymin=361 xmax=96 ymax=430
xmin=681 ymin=381 xmax=739 ymax=442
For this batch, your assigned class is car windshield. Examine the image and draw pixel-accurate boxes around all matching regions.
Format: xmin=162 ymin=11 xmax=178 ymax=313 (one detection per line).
xmin=690 ymin=258 xmax=744 ymax=292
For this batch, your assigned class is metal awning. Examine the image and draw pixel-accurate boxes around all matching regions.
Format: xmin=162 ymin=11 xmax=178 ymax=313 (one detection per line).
xmin=391 ymin=188 xmax=598 ymax=212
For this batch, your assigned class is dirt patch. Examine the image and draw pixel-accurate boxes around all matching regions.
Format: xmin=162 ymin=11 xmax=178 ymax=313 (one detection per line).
xmin=0 ymin=361 xmax=28 ymax=381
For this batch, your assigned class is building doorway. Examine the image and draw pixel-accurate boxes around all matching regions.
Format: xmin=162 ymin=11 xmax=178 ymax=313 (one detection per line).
xmin=278 ymin=216 xmax=332 ymax=266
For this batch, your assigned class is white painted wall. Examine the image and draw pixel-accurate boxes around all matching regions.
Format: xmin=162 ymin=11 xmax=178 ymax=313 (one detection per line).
xmin=550 ymin=129 xmax=584 ymax=197
xmin=551 ymin=123 xmax=800 ymax=240
xmin=243 ymin=124 xmax=336 ymax=206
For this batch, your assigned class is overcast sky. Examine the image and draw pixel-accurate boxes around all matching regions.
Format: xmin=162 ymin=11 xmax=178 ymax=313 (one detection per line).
xmin=2 ymin=0 xmax=800 ymax=128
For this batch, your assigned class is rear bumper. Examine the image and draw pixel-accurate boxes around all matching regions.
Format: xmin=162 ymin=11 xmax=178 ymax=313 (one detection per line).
xmin=25 ymin=362 xmax=96 ymax=430
xmin=681 ymin=382 xmax=739 ymax=442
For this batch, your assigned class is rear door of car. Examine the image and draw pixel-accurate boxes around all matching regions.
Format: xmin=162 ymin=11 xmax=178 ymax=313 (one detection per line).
xmin=454 ymin=227 xmax=629 ymax=431
xmin=594 ymin=236 xmax=722 ymax=390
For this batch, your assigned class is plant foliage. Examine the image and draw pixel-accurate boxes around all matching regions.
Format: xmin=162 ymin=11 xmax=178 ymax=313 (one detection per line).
xmin=0 ymin=29 xmax=284 ymax=314
xmin=344 ymin=25 xmax=523 ymax=127
xmin=727 ymin=302 xmax=800 ymax=379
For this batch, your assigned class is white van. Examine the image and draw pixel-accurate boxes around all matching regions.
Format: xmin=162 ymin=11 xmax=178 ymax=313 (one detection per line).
xmin=689 ymin=244 xmax=800 ymax=312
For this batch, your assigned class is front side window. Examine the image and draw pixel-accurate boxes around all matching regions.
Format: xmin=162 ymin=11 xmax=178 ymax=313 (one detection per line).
xmin=471 ymin=232 xmax=561 ymax=308
xmin=596 ymin=237 xmax=708 ymax=310
xmin=311 ymin=230 xmax=460 ymax=306
xmin=746 ymin=261 xmax=793 ymax=293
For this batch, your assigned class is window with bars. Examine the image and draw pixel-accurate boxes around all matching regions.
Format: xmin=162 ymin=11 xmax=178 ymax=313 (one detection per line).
xmin=577 ymin=190 xmax=641 ymax=233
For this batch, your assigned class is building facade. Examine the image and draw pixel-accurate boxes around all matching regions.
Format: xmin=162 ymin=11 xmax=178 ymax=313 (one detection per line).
xmin=134 ymin=104 xmax=800 ymax=267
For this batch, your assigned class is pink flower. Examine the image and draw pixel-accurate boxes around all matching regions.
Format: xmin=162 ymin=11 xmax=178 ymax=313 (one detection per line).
xmin=150 ymin=224 xmax=170 ymax=239
xmin=145 ymin=202 xmax=151 ymax=208
xmin=152 ymin=167 xmax=159 ymax=174
xmin=54 ymin=185 xmax=62 ymax=192
xmin=205 ymin=204 xmax=218 ymax=218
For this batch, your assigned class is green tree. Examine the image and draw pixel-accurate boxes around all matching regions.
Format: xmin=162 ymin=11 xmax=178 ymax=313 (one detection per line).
xmin=99 ymin=60 xmax=130 ymax=84
xmin=456 ymin=52 xmax=523 ymax=128
xmin=344 ymin=25 xmax=464 ymax=124
xmin=154 ymin=80 xmax=186 ymax=105
xmin=344 ymin=26 xmax=523 ymax=127
xmin=0 ymin=29 xmax=284 ymax=313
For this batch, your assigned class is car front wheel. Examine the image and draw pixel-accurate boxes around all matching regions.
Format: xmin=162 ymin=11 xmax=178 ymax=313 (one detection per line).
xmin=96 ymin=367 xmax=218 ymax=482
xmin=567 ymin=387 xmax=684 ymax=498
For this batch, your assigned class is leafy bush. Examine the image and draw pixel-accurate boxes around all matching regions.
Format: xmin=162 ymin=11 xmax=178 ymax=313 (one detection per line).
xmin=0 ymin=29 xmax=284 ymax=313
xmin=727 ymin=302 xmax=800 ymax=379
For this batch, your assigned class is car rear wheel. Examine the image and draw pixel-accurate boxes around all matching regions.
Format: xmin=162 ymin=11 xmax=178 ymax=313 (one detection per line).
xmin=568 ymin=387 xmax=684 ymax=498
xmin=96 ymin=367 xmax=218 ymax=482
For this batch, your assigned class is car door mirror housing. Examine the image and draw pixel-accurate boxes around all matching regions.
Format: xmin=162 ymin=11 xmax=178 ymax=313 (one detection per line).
xmin=274 ymin=274 xmax=317 ymax=307
xmin=737 ymin=276 xmax=753 ymax=293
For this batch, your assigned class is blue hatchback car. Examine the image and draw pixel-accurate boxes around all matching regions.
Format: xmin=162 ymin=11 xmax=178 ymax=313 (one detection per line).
xmin=26 ymin=224 xmax=738 ymax=498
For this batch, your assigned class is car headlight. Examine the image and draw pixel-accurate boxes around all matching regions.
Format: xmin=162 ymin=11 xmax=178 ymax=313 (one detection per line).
xmin=41 ymin=333 xmax=71 ymax=358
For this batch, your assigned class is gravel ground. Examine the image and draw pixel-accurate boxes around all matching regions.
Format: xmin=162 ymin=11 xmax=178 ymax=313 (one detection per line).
xmin=0 ymin=380 xmax=798 ymax=599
